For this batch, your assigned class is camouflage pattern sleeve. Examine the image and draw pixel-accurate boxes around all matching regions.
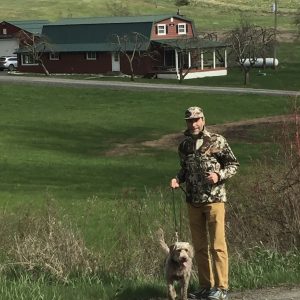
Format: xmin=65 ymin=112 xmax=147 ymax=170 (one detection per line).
xmin=176 ymin=149 xmax=187 ymax=184
xmin=214 ymin=135 xmax=239 ymax=181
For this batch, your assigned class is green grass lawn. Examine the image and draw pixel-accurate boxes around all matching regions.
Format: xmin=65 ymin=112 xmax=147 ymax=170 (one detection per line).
xmin=0 ymin=1 xmax=299 ymax=297
xmin=0 ymin=84 xmax=291 ymax=242
xmin=1 ymin=0 xmax=298 ymax=31
xmin=0 ymin=84 xmax=290 ymax=201
xmin=186 ymin=42 xmax=300 ymax=90
xmin=0 ymin=83 xmax=297 ymax=299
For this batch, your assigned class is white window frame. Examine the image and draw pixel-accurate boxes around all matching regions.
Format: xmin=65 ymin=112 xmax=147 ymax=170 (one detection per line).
xmin=178 ymin=23 xmax=187 ymax=35
xmin=157 ymin=24 xmax=167 ymax=36
xmin=21 ymin=54 xmax=38 ymax=66
xmin=2 ymin=28 xmax=7 ymax=35
xmin=49 ymin=52 xmax=60 ymax=60
xmin=86 ymin=52 xmax=97 ymax=60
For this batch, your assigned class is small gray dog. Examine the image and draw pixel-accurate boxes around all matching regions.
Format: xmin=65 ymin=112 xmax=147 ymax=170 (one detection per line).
xmin=158 ymin=229 xmax=194 ymax=300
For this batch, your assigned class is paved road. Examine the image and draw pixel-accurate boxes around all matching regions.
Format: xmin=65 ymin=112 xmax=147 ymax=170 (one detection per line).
xmin=0 ymin=74 xmax=299 ymax=97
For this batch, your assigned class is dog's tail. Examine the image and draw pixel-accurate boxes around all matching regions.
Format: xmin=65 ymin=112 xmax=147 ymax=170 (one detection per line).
xmin=157 ymin=228 xmax=170 ymax=255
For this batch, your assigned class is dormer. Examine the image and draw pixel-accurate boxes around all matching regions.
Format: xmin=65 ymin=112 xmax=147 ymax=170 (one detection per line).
xmin=151 ymin=16 xmax=194 ymax=40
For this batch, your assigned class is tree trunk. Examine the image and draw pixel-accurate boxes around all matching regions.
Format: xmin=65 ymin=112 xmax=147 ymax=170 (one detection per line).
xmin=39 ymin=61 xmax=50 ymax=76
xmin=179 ymin=68 xmax=184 ymax=83
xmin=244 ymin=69 xmax=250 ymax=85
xmin=129 ymin=62 xmax=135 ymax=81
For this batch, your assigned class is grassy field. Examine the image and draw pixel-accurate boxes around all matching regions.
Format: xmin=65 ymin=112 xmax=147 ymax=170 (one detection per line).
xmin=0 ymin=80 xmax=298 ymax=298
xmin=0 ymin=4 xmax=299 ymax=296
xmin=0 ymin=82 xmax=298 ymax=299
xmin=0 ymin=0 xmax=299 ymax=32
xmin=0 ymin=85 xmax=290 ymax=203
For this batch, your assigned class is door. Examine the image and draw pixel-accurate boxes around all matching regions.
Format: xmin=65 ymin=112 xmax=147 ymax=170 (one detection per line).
xmin=164 ymin=49 xmax=175 ymax=68
xmin=0 ymin=38 xmax=19 ymax=57
xmin=111 ymin=52 xmax=120 ymax=72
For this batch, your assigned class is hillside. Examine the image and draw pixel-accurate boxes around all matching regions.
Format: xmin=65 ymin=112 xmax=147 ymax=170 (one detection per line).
xmin=0 ymin=0 xmax=298 ymax=32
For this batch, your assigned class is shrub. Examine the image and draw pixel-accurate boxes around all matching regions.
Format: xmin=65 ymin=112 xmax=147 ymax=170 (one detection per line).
xmin=227 ymin=100 xmax=300 ymax=251
xmin=0 ymin=199 xmax=100 ymax=283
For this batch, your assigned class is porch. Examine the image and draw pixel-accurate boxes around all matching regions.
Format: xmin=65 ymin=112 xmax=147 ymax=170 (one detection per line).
xmin=156 ymin=67 xmax=227 ymax=80
xmin=152 ymin=38 xmax=228 ymax=80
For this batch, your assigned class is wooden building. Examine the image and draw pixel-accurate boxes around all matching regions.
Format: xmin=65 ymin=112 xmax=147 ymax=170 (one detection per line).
xmin=0 ymin=20 xmax=49 ymax=57
xmin=16 ymin=15 xmax=228 ymax=80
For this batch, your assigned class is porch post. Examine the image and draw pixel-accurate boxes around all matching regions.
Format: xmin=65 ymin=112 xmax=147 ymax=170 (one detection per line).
xmin=213 ymin=49 xmax=216 ymax=69
xmin=224 ymin=48 xmax=227 ymax=68
xmin=175 ymin=49 xmax=179 ymax=75
xmin=188 ymin=51 xmax=191 ymax=68
xmin=200 ymin=50 xmax=203 ymax=70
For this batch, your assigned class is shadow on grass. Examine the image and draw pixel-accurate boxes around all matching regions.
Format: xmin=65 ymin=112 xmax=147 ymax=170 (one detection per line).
xmin=116 ymin=283 xmax=163 ymax=300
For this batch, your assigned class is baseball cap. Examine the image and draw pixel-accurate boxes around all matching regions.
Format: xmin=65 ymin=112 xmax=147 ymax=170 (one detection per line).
xmin=184 ymin=106 xmax=204 ymax=119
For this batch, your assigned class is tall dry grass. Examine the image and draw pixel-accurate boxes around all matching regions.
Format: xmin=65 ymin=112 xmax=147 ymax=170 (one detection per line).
xmin=0 ymin=199 xmax=100 ymax=283
xmin=227 ymin=100 xmax=300 ymax=252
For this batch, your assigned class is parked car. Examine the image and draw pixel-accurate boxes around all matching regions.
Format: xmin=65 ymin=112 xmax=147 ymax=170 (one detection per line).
xmin=0 ymin=56 xmax=18 ymax=71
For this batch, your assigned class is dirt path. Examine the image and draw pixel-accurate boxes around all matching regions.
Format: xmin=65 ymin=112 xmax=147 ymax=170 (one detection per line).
xmin=105 ymin=114 xmax=295 ymax=156
xmin=151 ymin=285 xmax=300 ymax=300
xmin=229 ymin=285 xmax=300 ymax=300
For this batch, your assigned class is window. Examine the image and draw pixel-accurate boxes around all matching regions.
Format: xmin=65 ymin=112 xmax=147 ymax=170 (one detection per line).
xmin=49 ymin=52 xmax=60 ymax=60
xmin=157 ymin=24 xmax=167 ymax=36
xmin=21 ymin=54 xmax=38 ymax=65
xmin=177 ymin=23 xmax=187 ymax=35
xmin=86 ymin=52 xmax=96 ymax=60
xmin=2 ymin=28 xmax=7 ymax=35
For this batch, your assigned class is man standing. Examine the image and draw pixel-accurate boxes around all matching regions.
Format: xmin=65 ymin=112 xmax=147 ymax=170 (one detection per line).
xmin=170 ymin=106 xmax=239 ymax=300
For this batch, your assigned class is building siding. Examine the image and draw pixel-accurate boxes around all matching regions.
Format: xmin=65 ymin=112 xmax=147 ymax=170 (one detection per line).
xmin=18 ymin=52 xmax=112 ymax=74
xmin=18 ymin=51 xmax=159 ymax=75
xmin=0 ymin=22 xmax=22 ymax=37
xmin=151 ymin=17 xmax=194 ymax=40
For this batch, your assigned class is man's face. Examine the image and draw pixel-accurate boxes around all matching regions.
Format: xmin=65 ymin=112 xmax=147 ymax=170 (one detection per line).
xmin=186 ymin=117 xmax=205 ymax=135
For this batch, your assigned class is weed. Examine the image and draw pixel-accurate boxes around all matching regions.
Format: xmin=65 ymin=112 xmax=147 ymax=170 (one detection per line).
xmin=0 ymin=199 xmax=100 ymax=283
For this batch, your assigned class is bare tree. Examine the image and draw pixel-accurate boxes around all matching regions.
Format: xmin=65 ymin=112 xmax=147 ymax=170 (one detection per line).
xmin=106 ymin=0 xmax=130 ymax=16
xmin=17 ymin=30 xmax=51 ymax=76
xmin=111 ymin=32 xmax=159 ymax=81
xmin=172 ymin=35 xmax=197 ymax=83
xmin=202 ymin=31 xmax=225 ymax=65
xmin=226 ymin=20 xmax=276 ymax=85
xmin=258 ymin=26 xmax=276 ymax=68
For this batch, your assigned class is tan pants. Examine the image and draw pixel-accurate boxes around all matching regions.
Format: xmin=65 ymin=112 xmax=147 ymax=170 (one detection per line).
xmin=187 ymin=202 xmax=228 ymax=290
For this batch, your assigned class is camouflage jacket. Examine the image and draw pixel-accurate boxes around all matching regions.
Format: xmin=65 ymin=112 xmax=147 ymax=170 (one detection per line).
xmin=176 ymin=128 xmax=239 ymax=204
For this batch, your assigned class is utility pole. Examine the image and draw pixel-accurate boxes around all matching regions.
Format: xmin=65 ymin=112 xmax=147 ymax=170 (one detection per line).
xmin=272 ymin=0 xmax=278 ymax=69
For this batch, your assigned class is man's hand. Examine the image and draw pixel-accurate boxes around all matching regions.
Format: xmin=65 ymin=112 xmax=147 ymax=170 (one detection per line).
xmin=170 ymin=178 xmax=180 ymax=189
xmin=206 ymin=172 xmax=219 ymax=184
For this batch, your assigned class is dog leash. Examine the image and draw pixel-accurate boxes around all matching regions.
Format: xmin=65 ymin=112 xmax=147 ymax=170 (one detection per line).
xmin=171 ymin=188 xmax=179 ymax=242
xmin=172 ymin=186 xmax=187 ymax=242
xmin=171 ymin=185 xmax=189 ymax=242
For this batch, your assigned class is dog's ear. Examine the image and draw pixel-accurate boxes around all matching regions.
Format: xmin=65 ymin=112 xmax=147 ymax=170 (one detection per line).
xmin=169 ymin=244 xmax=176 ymax=254
xmin=188 ymin=244 xmax=195 ymax=258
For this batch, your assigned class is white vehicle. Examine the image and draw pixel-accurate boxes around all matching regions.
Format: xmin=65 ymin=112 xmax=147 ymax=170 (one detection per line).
xmin=0 ymin=56 xmax=18 ymax=71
